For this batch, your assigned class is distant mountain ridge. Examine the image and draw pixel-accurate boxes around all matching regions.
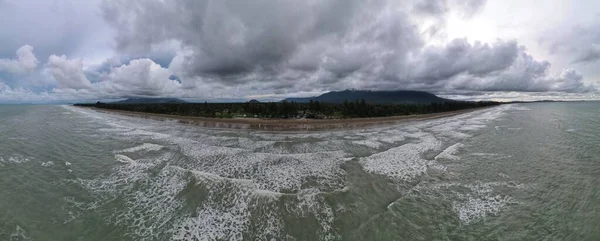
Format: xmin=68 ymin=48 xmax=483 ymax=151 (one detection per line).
xmin=113 ymin=98 xmax=187 ymax=104
xmin=283 ymin=90 xmax=451 ymax=104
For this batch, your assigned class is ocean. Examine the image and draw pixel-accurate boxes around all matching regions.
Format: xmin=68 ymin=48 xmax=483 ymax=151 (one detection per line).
xmin=1 ymin=102 xmax=599 ymax=240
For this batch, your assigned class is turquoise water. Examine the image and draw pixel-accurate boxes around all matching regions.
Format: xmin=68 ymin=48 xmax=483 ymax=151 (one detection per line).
xmin=1 ymin=103 xmax=599 ymax=240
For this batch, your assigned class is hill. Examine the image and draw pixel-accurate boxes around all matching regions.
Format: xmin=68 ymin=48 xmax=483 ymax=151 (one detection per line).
xmin=283 ymin=90 xmax=450 ymax=104
xmin=113 ymin=98 xmax=187 ymax=104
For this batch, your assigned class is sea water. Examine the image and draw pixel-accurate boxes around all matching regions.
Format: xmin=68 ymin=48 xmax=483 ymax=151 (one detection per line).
xmin=1 ymin=102 xmax=599 ymax=240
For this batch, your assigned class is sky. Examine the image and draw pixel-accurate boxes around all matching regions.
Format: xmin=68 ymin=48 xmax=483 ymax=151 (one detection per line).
xmin=0 ymin=0 xmax=599 ymax=103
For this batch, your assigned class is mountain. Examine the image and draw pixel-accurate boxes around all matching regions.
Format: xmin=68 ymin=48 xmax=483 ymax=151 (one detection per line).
xmin=283 ymin=90 xmax=451 ymax=104
xmin=113 ymin=98 xmax=187 ymax=104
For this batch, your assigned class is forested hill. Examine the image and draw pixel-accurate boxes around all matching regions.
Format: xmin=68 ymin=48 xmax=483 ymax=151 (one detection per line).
xmin=76 ymin=99 xmax=501 ymax=119
xmin=114 ymin=98 xmax=187 ymax=104
xmin=283 ymin=90 xmax=450 ymax=104
xmin=75 ymin=90 xmax=501 ymax=119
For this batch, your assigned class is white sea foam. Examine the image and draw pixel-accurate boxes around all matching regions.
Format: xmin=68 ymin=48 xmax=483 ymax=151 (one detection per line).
xmin=73 ymin=153 xmax=186 ymax=240
xmin=9 ymin=225 xmax=32 ymax=241
xmin=115 ymin=143 xmax=165 ymax=153
xmin=254 ymin=139 xmax=348 ymax=154
xmin=434 ymin=143 xmax=465 ymax=160
xmin=113 ymin=166 xmax=190 ymax=239
xmin=377 ymin=133 xmax=407 ymax=143
xmin=412 ymin=181 xmax=519 ymax=225
xmin=0 ymin=155 xmax=31 ymax=165
xmin=67 ymin=103 xmax=512 ymax=239
xmin=360 ymin=134 xmax=442 ymax=181
xmin=116 ymin=129 xmax=351 ymax=193
xmin=289 ymin=188 xmax=340 ymax=240
xmin=180 ymin=147 xmax=348 ymax=192
xmin=359 ymin=106 xmax=507 ymax=181
xmin=114 ymin=154 xmax=135 ymax=163
xmin=172 ymin=166 xmax=283 ymax=241
xmin=41 ymin=161 xmax=55 ymax=167
xmin=453 ymin=194 xmax=513 ymax=224
xmin=352 ymin=139 xmax=383 ymax=149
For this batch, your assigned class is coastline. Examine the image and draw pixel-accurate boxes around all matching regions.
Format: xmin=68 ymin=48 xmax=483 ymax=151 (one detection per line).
xmin=77 ymin=106 xmax=489 ymax=131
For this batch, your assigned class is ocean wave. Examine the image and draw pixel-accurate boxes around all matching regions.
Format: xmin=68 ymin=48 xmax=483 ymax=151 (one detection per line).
xmin=180 ymin=148 xmax=349 ymax=192
xmin=64 ymin=104 xmax=512 ymax=239
xmin=114 ymin=143 xmax=165 ymax=154
xmin=352 ymin=139 xmax=384 ymax=149
xmin=171 ymin=167 xmax=277 ymax=241
xmin=360 ymin=134 xmax=441 ymax=181
xmin=9 ymin=225 xmax=32 ymax=241
xmin=453 ymin=194 xmax=514 ymax=225
xmin=114 ymin=154 xmax=135 ymax=163
xmin=41 ymin=161 xmax=55 ymax=167
xmin=172 ymin=166 xmax=348 ymax=240
xmin=0 ymin=154 xmax=32 ymax=165
xmin=411 ymin=181 xmax=521 ymax=225
xmin=434 ymin=143 xmax=465 ymax=161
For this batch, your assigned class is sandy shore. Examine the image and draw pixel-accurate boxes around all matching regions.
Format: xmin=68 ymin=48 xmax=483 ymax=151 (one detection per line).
xmin=78 ymin=106 xmax=487 ymax=131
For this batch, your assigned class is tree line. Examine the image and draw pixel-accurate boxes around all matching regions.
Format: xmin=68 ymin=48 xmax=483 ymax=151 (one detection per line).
xmin=74 ymin=100 xmax=502 ymax=119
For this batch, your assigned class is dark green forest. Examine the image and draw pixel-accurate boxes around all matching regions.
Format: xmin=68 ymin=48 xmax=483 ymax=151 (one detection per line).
xmin=74 ymin=100 xmax=501 ymax=119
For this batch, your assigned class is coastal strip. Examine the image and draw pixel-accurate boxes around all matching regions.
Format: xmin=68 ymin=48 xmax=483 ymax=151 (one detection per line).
xmin=75 ymin=106 xmax=489 ymax=131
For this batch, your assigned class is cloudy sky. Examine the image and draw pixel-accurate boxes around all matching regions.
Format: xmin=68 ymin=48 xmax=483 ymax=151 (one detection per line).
xmin=0 ymin=0 xmax=599 ymax=103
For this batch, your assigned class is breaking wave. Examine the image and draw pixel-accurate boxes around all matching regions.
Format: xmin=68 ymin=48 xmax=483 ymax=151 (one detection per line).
xmin=63 ymin=104 xmax=510 ymax=239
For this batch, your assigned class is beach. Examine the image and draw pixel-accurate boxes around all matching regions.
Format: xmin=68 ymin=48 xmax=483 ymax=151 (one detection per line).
xmin=77 ymin=106 xmax=489 ymax=131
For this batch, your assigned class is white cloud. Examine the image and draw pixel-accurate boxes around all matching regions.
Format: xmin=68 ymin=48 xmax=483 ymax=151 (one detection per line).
xmin=0 ymin=81 xmax=53 ymax=103
xmin=98 ymin=58 xmax=181 ymax=97
xmin=0 ymin=45 xmax=38 ymax=74
xmin=47 ymin=55 xmax=92 ymax=89
xmin=45 ymin=56 xmax=182 ymax=99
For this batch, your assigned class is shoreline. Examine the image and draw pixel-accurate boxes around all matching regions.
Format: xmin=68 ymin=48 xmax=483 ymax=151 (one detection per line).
xmin=78 ymin=106 xmax=489 ymax=131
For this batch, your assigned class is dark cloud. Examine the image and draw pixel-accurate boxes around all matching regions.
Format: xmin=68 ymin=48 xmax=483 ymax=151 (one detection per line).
xmin=97 ymin=0 xmax=593 ymax=96
xmin=101 ymin=0 xmax=374 ymax=78
xmin=101 ymin=0 xmax=424 ymax=89
xmin=0 ymin=0 xmax=595 ymax=103
xmin=407 ymin=39 xmax=519 ymax=83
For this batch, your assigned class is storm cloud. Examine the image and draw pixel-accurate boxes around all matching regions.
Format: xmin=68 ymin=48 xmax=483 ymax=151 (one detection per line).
xmin=95 ymin=0 xmax=594 ymax=96
xmin=0 ymin=0 xmax=597 ymax=102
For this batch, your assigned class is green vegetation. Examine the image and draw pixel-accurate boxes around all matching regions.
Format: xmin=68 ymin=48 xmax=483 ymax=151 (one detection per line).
xmin=74 ymin=100 xmax=501 ymax=119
